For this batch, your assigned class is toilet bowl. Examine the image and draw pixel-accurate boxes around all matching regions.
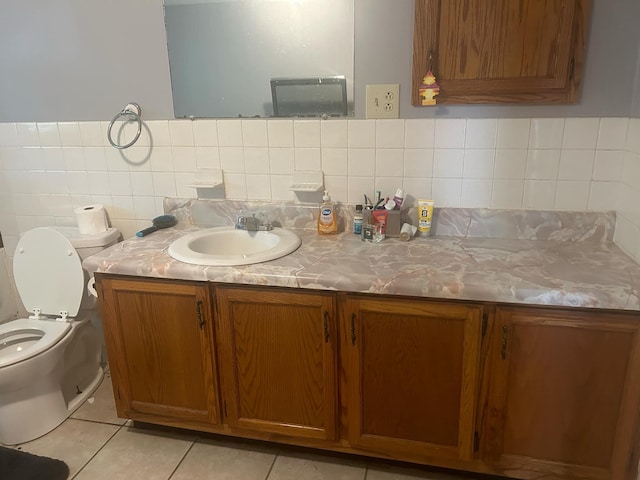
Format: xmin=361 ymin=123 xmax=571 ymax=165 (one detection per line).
xmin=0 ymin=226 xmax=119 ymax=445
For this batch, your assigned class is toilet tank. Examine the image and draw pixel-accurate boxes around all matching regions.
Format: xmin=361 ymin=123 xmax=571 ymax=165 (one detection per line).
xmin=49 ymin=227 xmax=120 ymax=260
xmin=48 ymin=227 xmax=121 ymax=313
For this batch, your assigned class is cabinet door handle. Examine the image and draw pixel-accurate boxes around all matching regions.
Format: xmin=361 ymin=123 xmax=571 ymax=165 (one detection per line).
xmin=501 ymin=325 xmax=509 ymax=360
xmin=196 ymin=300 xmax=205 ymax=330
xmin=351 ymin=313 xmax=356 ymax=346
xmin=323 ymin=311 xmax=330 ymax=343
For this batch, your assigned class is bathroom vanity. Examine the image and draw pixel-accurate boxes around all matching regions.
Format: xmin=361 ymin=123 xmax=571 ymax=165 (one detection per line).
xmin=88 ymin=200 xmax=640 ymax=480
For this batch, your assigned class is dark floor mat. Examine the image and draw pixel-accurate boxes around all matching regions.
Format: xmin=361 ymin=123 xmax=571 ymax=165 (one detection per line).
xmin=0 ymin=446 xmax=69 ymax=480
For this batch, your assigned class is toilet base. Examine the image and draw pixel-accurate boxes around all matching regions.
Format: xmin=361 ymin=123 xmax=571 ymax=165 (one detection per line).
xmin=0 ymin=367 xmax=103 ymax=445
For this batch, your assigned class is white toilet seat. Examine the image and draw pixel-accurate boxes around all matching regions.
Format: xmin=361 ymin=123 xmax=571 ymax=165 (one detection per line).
xmin=2 ymin=227 xmax=82 ymax=369
xmin=13 ymin=227 xmax=85 ymax=319
xmin=0 ymin=318 xmax=71 ymax=368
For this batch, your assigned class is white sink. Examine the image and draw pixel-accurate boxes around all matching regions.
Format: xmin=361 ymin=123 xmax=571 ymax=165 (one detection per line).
xmin=168 ymin=226 xmax=301 ymax=266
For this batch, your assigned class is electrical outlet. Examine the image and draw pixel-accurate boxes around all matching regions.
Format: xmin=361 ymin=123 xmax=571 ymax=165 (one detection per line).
xmin=366 ymin=84 xmax=400 ymax=119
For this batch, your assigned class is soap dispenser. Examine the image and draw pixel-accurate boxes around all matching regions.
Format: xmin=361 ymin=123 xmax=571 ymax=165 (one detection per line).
xmin=317 ymin=190 xmax=338 ymax=235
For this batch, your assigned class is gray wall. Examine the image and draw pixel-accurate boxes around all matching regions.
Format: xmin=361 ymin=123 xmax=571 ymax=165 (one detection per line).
xmin=355 ymin=0 xmax=640 ymax=118
xmin=1 ymin=0 xmax=640 ymax=122
xmin=0 ymin=0 xmax=174 ymax=122
xmin=632 ymin=46 xmax=640 ymax=118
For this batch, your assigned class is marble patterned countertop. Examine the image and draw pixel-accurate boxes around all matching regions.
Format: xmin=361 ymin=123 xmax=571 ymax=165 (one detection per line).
xmin=83 ymin=199 xmax=640 ymax=312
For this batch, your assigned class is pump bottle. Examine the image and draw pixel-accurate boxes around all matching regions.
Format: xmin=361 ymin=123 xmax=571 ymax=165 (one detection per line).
xmin=318 ymin=190 xmax=338 ymax=235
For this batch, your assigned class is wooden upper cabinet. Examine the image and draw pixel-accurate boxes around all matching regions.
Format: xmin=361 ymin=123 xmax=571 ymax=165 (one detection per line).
xmin=344 ymin=296 xmax=484 ymax=461
xmin=412 ymin=0 xmax=590 ymax=105
xmin=215 ymin=286 xmax=337 ymax=441
xmin=96 ymin=276 xmax=220 ymax=426
xmin=481 ymin=307 xmax=640 ymax=480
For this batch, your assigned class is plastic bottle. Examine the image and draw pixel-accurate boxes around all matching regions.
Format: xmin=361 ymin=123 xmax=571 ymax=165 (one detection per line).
xmin=318 ymin=190 xmax=338 ymax=235
xmin=393 ymin=188 xmax=404 ymax=209
xmin=353 ymin=204 xmax=363 ymax=235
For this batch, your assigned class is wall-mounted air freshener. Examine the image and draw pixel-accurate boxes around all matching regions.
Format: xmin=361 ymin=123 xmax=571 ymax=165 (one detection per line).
xmin=419 ymin=52 xmax=440 ymax=106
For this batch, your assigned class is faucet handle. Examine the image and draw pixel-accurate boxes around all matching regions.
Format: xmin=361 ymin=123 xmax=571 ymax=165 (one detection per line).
xmin=235 ymin=211 xmax=273 ymax=231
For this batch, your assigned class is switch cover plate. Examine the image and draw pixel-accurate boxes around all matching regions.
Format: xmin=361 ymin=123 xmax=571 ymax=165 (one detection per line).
xmin=365 ymin=84 xmax=400 ymax=119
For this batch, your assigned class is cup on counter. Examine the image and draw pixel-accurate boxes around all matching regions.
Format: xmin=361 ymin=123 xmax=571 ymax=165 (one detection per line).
xmin=373 ymin=222 xmax=385 ymax=243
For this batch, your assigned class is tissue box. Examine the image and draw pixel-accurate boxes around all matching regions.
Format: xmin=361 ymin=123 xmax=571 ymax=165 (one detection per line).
xmin=363 ymin=209 xmax=402 ymax=237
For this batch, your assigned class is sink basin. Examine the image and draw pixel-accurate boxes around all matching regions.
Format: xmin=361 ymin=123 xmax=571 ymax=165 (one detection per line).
xmin=167 ymin=226 xmax=301 ymax=266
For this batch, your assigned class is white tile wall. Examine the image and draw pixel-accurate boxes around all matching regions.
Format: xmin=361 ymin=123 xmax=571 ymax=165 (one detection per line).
xmin=529 ymin=118 xmax=565 ymax=149
xmin=615 ymin=118 xmax=640 ymax=261
xmin=562 ymin=118 xmax=600 ymax=150
xmin=465 ymin=119 xmax=497 ymax=149
xmin=497 ymin=118 xmax=530 ymax=149
xmin=0 ymin=117 xmax=630 ymax=258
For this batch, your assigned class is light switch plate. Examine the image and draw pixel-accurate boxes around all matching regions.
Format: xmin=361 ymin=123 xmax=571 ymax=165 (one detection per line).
xmin=365 ymin=84 xmax=400 ymax=119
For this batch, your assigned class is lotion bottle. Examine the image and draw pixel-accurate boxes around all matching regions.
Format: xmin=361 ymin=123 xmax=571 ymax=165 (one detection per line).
xmin=318 ymin=190 xmax=338 ymax=235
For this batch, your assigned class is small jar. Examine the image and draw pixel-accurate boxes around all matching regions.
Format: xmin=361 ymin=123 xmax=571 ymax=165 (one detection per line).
xmin=361 ymin=223 xmax=375 ymax=242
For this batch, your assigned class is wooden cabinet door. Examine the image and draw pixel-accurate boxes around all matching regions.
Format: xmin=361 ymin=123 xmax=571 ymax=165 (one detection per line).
xmin=412 ymin=0 xmax=589 ymax=104
xmin=97 ymin=275 xmax=220 ymax=426
xmin=481 ymin=307 xmax=640 ymax=480
xmin=345 ymin=296 xmax=483 ymax=461
xmin=216 ymin=286 xmax=337 ymax=441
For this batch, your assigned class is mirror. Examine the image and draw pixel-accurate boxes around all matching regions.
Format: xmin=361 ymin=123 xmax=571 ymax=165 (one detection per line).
xmin=164 ymin=0 xmax=355 ymax=119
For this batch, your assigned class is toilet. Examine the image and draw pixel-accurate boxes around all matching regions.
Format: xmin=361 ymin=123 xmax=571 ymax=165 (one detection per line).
xmin=0 ymin=226 xmax=119 ymax=445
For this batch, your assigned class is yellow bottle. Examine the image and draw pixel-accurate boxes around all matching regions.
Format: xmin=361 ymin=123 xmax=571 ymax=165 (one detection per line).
xmin=318 ymin=190 xmax=338 ymax=235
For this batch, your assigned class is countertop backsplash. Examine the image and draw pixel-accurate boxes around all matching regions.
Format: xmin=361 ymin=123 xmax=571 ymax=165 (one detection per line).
xmin=165 ymin=198 xmax=616 ymax=244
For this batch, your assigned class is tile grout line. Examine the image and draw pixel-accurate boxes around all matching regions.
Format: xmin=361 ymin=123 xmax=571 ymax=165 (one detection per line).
xmin=263 ymin=452 xmax=279 ymax=480
xmin=70 ymin=416 xmax=128 ymax=428
xmin=70 ymin=423 xmax=125 ymax=480
xmin=166 ymin=439 xmax=196 ymax=480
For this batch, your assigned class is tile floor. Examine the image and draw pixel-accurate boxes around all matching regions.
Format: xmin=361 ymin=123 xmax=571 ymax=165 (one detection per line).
xmin=8 ymin=372 xmax=499 ymax=480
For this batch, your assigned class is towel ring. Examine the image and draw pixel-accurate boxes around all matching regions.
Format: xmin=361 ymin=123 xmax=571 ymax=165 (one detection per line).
xmin=107 ymin=102 xmax=142 ymax=149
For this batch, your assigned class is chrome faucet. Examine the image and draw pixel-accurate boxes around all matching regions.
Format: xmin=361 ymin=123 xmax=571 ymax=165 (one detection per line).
xmin=236 ymin=213 xmax=273 ymax=231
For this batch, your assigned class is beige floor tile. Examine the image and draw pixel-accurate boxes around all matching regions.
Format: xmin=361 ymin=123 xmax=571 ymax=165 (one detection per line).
xmin=71 ymin=373 xmax=127 ymax=425
xmin=366 ymin=463 xmax=490 ymax=480
xmin=171 ymin=438 xmax=276 ymax=480
xmin=268 ymin=451 xmax=366 ymax=480
xmin=74 ymin=425 xmax=193 ymax=480
xmin=15 ymin=418 xmax=119 ymax=478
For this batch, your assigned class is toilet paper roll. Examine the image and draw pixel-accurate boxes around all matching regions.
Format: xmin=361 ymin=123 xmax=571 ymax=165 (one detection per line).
xmin=399 ymin=223 xmax=418 ymax=242
xmin=74 ymin=204 xmax=108 ymax=235
xmin=87 ymin=277 xmax=98 ymax=298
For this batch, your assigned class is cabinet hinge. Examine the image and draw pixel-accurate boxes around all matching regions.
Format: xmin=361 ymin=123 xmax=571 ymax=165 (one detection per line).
xmin=350 ymin=313 xmax=357 ymax=346
xmin=196 ymin=300 xmax=205 ymax=330
xmin=323 ymin=311 xmax=331 ymax=343
xmin=481 ymin=311 xmax=488 ymax=337
xmin=474 ymin=431 xmax=480 ymax=452
xmin=569 ymin=57 xmax=575 ymax=80
xmin=501 ymin=325 xmax=509 ymax=360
